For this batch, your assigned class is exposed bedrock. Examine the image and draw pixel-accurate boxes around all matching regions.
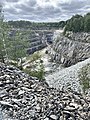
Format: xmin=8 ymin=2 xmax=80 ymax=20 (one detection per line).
xmin=50 ymin=32 xmax=90 ymax=67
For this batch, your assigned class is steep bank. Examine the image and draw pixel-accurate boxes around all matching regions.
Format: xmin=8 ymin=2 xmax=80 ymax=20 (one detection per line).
xmin=45 ymin=58 xmax=90 ymax=93
xmin=49 ymin=32 xmax=90 ymax=67
xmin=0 ymin=63 xmax=90 ymax=120
xmin=45 ymin=31 xmax=90 ymax=94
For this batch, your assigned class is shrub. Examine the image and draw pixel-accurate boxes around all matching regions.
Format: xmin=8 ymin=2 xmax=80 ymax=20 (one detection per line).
xmin=78 ymin=64 xmax=90 ymax=93
xmin=24 ymin=63 xmax=45 ymax=81
xmin=32 ymin=52 xmax=41 ymax=62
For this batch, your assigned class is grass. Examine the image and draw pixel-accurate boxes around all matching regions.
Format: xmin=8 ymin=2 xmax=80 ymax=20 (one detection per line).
xmin=24 ymin=63 xmax=45 ymax=81
xmin=23 ymin=51 xmax=45 ymax=81
xmin=8 ymin=49 xmax=45 ymax=81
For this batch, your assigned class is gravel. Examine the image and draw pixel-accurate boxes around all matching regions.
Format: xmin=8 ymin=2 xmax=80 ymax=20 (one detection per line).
xmin=45 ymin=58 xmax=90 ymax=93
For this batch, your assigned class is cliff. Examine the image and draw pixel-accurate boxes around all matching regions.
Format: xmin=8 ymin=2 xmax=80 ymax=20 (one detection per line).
xmin=50 ymin=32 xmax=90 ymax=67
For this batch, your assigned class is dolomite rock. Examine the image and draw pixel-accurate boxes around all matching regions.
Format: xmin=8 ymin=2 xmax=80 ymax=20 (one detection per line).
xmin=50 ymin=32 xmax=90 ymax=67
xmin=0 ymin=63 xmax=90 ymax=120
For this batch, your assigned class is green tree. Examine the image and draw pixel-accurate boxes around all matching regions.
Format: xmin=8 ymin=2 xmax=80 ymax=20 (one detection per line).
xmin=63 ymin=14 xmax=84 ymax=34
xmin=0 ymin=5 xmax=8 ymax=63
xmin=72 ymin=17 xmax=83 ymax=32
xmin=7 ymin=30 xmax=29 ymax=69
xmin=84 ymin=13 xmax=90 ymax=32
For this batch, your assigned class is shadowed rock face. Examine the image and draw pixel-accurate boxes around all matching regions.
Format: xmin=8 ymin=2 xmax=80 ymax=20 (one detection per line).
xmin=50 ymin=32 xmax=90 ymax=67
xmin=0 ymin=63 xmax=90 ymax=120
xmin=27 ymin=30 xmax=53 ymax=54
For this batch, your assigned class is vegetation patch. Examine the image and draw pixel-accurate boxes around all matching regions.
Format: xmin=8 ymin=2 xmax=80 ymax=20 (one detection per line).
xmin=23 ymin=51 xmax=45 ymax=81
xmin=24 ymin=63 xmax=45 ymax=81
xmin=78 ymin=64 xmax=90 ymax=93
xmin=64 ymin=13 xmax=90 ymax=34
xmin=30 ymin=52 xmax=41 ymax=62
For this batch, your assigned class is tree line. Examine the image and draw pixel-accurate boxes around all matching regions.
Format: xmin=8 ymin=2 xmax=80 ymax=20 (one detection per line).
xmin=8 ymin=20 xmax=65 ymax=30
xmin=64 ymin=13 xmax=90 ymax=34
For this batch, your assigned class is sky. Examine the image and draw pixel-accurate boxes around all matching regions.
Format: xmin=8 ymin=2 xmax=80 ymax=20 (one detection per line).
xmin=0 ymin=0 xmax=90 ymax=22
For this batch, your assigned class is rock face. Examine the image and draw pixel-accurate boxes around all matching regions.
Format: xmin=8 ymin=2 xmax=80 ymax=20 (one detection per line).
xmin=50 ymin=32 xmax=90 ymax=67
xmin=9 ymin=29 xmax=53 ymax=55
xmin=0 ymin=63 xmax=90 ymax=120
xmin=26 ymin=30 xmax=53 ymax=54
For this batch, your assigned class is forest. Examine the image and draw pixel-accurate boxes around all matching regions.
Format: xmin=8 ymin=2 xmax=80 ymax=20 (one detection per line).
xmin=64 ymin=13 xmax=90 ymax=34
xmin=8 ymin=20 xmax=65 ymax=30
xmin=7 ymin=13 xmax=90 ymax=34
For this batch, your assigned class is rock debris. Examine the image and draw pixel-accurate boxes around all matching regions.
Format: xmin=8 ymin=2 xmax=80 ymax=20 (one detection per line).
xmin=0 ymin=63 xmax=90 ymax=120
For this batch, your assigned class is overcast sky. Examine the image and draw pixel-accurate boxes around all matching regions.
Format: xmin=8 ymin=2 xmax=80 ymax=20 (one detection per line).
xmin=0 ymin=0 xmax=90 ymax=22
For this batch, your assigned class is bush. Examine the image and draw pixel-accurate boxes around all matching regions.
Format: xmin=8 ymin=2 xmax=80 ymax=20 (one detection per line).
xmin=26 ymin=52 xmax=41 ymax=62
xmin=78 ymin=64 xmax=90 ymax=93
xmin=24 ymin=63 xmax=45 ymax=81
xmin=32 ymin=52 xmax=41 ymax=61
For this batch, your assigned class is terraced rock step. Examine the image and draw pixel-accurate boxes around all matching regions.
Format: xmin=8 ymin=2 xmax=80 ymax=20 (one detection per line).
xmin=0 ymin=63 xmax=90 ymax=120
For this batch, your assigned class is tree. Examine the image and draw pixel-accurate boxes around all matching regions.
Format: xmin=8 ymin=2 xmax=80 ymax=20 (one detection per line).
xmin=63 ymin=14 xmax=88 ymax=34
xmin=84 ymin=13 xmax=90 ymax=32
xmin=72 ymin=16 xmax=84 ymax=32
xmin=0 ymin=5 xmax=8 ymax=63
xmin=7 ymin=30 xmax=29 ymax=70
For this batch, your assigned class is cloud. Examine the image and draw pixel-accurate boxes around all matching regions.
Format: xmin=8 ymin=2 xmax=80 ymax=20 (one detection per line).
xmin=6 ymin=0 xmax=18 ymax=2
xmin=0 ymin=0 xmax=90 ymax=22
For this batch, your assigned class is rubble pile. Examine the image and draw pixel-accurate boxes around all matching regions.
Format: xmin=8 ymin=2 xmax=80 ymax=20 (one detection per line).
xmin=0 ymin=63 xmax=90 ymax=120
